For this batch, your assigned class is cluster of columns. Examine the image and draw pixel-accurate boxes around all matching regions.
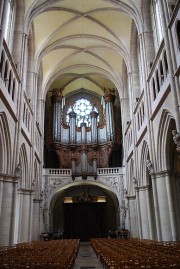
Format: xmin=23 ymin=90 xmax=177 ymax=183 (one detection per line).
xmin=129 ymin=169 xmax=179 ymax=241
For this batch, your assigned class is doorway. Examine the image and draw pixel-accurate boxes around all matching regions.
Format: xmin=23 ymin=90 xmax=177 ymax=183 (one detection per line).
xmin=63 ymin=202 xmax=107 ymax=241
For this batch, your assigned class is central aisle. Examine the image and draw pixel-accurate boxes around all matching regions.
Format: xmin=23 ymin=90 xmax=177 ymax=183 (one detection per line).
xmin=73 ymin=242 xmax=104 ymax=269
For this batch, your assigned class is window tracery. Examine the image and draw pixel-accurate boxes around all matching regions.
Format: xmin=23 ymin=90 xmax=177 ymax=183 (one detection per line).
xmin=66 ymin=98 xmax=99 ymax=127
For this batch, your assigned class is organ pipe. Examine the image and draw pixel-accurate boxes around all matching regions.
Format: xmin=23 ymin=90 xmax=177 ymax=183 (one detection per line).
xmin=51 ymin=89 xmax=63 ymax=142
xmin=90 ymin=111 xmax=98 ymax=143
xmin=69 ymin=111 xmax=76 ymax=144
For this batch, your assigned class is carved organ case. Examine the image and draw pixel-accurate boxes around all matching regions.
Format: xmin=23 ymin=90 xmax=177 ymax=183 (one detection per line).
xmin=46 ymin=88 xmax=121 ymax=178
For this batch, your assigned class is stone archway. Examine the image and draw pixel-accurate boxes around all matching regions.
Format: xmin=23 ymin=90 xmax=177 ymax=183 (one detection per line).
xmin=50 ymin=184 xmax=119 ymax=241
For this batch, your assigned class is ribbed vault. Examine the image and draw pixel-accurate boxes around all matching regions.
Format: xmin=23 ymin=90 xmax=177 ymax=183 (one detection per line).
xmin=24 ymin=0 xmax=142 ymax=99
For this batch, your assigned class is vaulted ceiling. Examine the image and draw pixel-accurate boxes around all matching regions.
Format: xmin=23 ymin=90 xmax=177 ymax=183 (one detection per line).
xmin=25 ymin=0 xmax=142 ymax=99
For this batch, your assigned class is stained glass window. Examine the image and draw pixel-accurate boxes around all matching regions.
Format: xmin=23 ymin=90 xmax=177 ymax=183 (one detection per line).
xmin=66 ymin=98 xmax=99 ymax=127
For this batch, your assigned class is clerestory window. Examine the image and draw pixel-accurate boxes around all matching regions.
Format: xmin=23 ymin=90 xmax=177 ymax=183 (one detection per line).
xmin=66 ymin=98 xmax=99 ymax=127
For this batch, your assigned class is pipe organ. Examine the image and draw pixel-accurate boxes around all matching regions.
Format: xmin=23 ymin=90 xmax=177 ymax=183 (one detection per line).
xmin=50 ymin=88 xmax=118 ymax=179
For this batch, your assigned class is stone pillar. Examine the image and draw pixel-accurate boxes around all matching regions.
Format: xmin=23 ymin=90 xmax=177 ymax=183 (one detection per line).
xmin=141 ymin=0 xmax=155 ymax=75
xmin=151 ymin=174 xmax=161 ymax=241
xmin=90 ymin=110 xmax=98 ymax=144
xmin=0 ymin=177 xmax=3 ymax=218
xmin=0 ymin=0 xmax=8 ymax=54
xmin=17 ymin=189 xmax=33 ymax=243
xmin=145 ymin=186 xmax=155 ymax=239
xmin=104 ymin=88 xmax=116 ymax=142
xmin=139 ymin=187 xmax=150 ymax=239
xmin=0 ymin=177 xmax=17 ymax=246
xmin=12 ymin=0 xmax=25 ymax=76
xmin=127 ymin=196 xmax=138 ymax=238
xmin=155 ymin=171 xmax=172 ymax=241
xmin=130 ymin=22 xmax=141 ymax=104
xmin=51 ymin=89 xmax=63 ymax=143
xmin=69 ymin=111 xmax=76 ymax=144
xmin=0 ymin=0 xmax=4 ymax=26
xmin=134 ymin=186 xmax=142 ymax=238
xmin=32 ymin=199 xmax=42 ymax=241
xmin=165 ymin=172 xmax=178 ymax=240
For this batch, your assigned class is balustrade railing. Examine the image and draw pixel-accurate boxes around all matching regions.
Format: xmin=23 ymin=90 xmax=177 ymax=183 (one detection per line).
xmin=45 ymin=168 xmax=123 ymax=176
xmin=125 ymin=121 xmax=133 ymax=152
xmin=97 ymin=167 xmax=123 ymax=175
xmin=22 ymin=93 xmax=33 ymax=133
xmin=46 ymin=169 xmax=72 ymax=176
xmin=134 ymin=91 xmax=145 ymax=132
xmin=148 ymin=41 xmax=169 ymax=104
xmin=0 ymin=40 xmax=20 ymax=106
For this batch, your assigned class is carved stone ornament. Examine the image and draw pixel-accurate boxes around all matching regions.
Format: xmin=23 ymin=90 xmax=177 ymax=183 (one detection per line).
xmin=15 ymin=163 xmax=22 ymax=177
xmin=98 ymin=175 xmax=124 ymax=194
xmin=172 ymin=130 xmax=180 ymax=152
xmin=31 ymin=180 xmax=36 ymax=191
xmin=49 ymin=178 xmax=64 ymax=194
xmin=146 ymin=159 xmax=154 ymax=174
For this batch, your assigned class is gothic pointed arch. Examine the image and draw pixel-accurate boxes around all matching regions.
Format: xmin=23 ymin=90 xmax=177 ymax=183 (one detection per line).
xmin=19 ymin=144 xmax=28 ymax=188
xmin=0 ymin=112 xmax=12 ymax=174
xmin=139 ymin=140 xmax=150 ymax=186
xmin=157 ymin=109 xmax=176 ymax=171
xmin=34 ymin=159 xmax=40 ymax=198
xmin=127 ymin=158 xmax=135 ymax=196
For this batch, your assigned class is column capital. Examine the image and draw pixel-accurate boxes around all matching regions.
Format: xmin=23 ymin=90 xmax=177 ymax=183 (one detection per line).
xmin=152 ymin=170 xmax=172 ymax=178
xmin=51 ymin=88 xmax=63 ymax=103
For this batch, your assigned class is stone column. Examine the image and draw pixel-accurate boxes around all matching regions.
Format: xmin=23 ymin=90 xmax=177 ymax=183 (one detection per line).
xmin=127 ymin=196 xmax=138 ymax=237
xmin=0 ymin=177 xmax=3 ymax=219
xmin=139 ymin=187 xmax=150 ymax=239
xmin=120 ymin=64 xmax=130 ymax=132
xmin=0 ymin=0 xmax=8 ymax=54
xmin=32 ymin=199 xmax=42 ymax=241
xmin=51 ymin=89 xmax=63 ymax=143
xmin=141 ymin=0 xmax=155 ymax=76
xmin=134 ymin=185 xmax=142 ymax=238
xmin=151 ymin=174 xmax=161 ymax=241
xmin=103 ymin=88 xmax=116 ymax=142
xmin=0 ymin=176 xmax=18 ymax=246
xmin=155 ymin=171 xmax=172 ymax=241
xmin=165 ymin=171 xmax=178 ymax=240
xmin=130 ymin=22 xmax=141 ymax=105
xmin=17 ymin=189 xmax=33 ymax=243
xmin=12 ymin=0 xmax=25 ymax=76
xmin=145 ymin=186 xmax=155 ymax=239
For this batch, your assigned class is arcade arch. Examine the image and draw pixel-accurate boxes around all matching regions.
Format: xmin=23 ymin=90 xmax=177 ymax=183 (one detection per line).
xmin=48 ymin=182 xmax=120 ymax=241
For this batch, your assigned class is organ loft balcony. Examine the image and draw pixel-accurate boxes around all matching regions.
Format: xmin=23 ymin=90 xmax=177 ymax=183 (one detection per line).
xmin=44 ymin=88 xmax=122 ymax=179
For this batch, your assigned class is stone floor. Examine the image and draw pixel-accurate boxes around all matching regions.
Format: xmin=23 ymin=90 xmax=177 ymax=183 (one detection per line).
xmin=73 ymin=242 xmax=104 ymax=269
